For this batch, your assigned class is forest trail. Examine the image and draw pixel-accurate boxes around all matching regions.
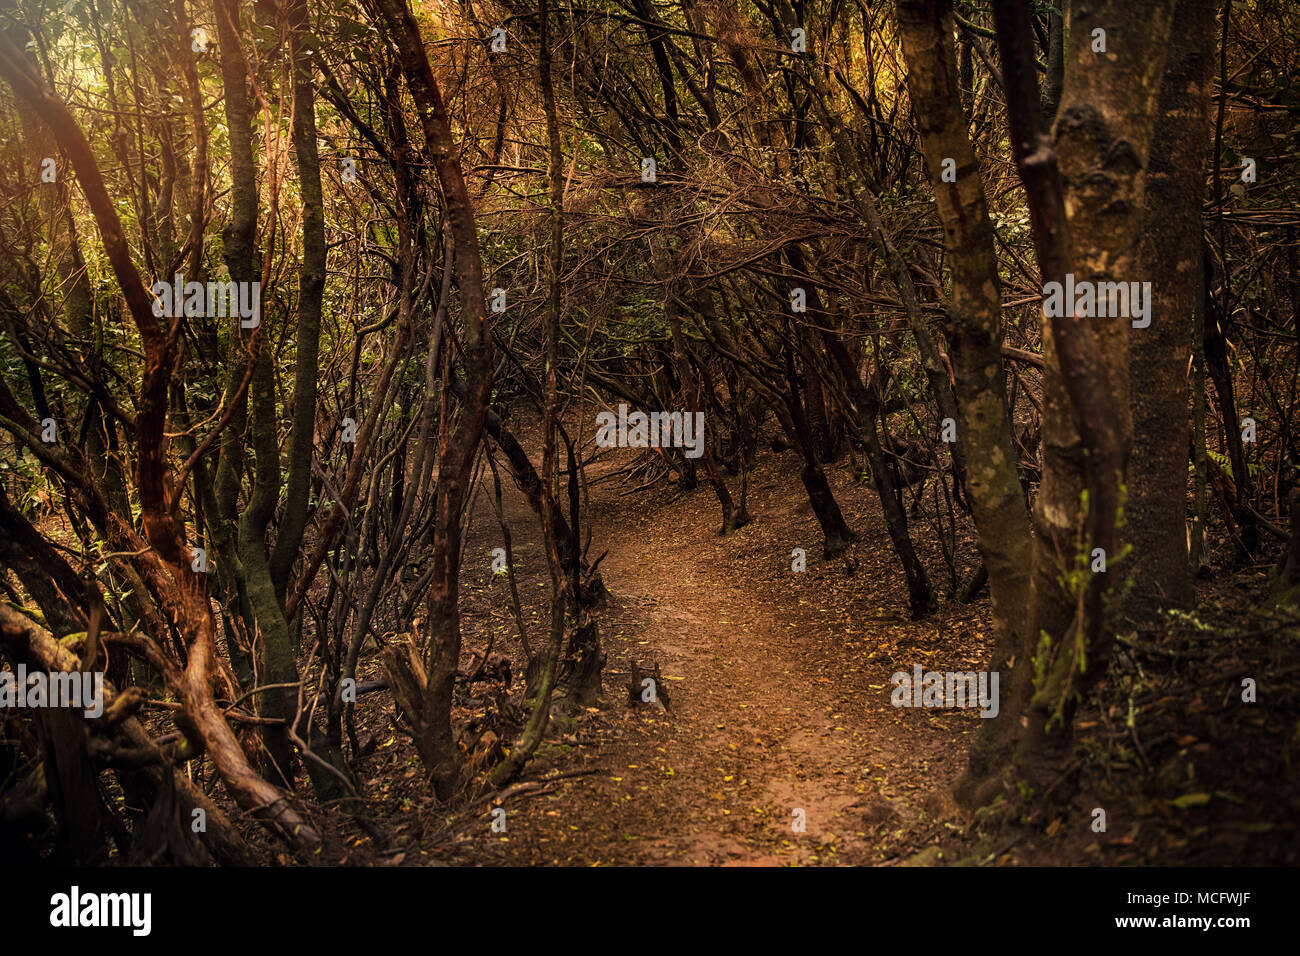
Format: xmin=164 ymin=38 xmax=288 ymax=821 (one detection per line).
xmin=571 ymin=518 xmax=897 ymax=866
xmin=444 ymin=436 xmax=982 ymax=866
xmin=6 ymin=0 xmax=1293 ymax=883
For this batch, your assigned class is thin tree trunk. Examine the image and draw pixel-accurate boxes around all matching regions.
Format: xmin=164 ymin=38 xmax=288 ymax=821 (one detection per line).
xmin=489 ymin=0 xmax=566 ymax=786
xmin=1127 ymin=0 xmax=1218 ymax=623
xmin=896 ymin=0 xmax=1034 ymax=798
xmin=270 ymin=0 xmax=328 ymax=601
xmin=373 ymin=0 xmax=494 ymax=800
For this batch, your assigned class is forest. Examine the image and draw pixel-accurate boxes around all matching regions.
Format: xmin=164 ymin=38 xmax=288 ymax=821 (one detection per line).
xmin=0 ymin=0 xmax=1297 ymax=872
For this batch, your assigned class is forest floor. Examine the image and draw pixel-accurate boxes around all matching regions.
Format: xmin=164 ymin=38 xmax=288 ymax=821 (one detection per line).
xmin=301 ymin=411 xmax=1298 ymax=868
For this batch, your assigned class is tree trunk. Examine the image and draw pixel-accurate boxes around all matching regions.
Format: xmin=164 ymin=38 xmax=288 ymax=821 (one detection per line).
xmin=373 ymin=0 xmax=494 ymax=801
xmin=896 ymin=0 xmax=1034 ymax=798
xmin=1126 ymin=0 xmax=1218 ymax=624
xmin=995 ymin=0 xmax=1176 ymax=794
xmin=270 ymin=0 xmax=328 ymax=602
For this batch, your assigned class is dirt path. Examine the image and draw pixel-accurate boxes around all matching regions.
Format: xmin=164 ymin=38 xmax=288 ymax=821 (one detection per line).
xmin=339 ymin=426 xmax=1297 ymax=870
xmin=441 ymin=439 xmax=987 ymax=866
